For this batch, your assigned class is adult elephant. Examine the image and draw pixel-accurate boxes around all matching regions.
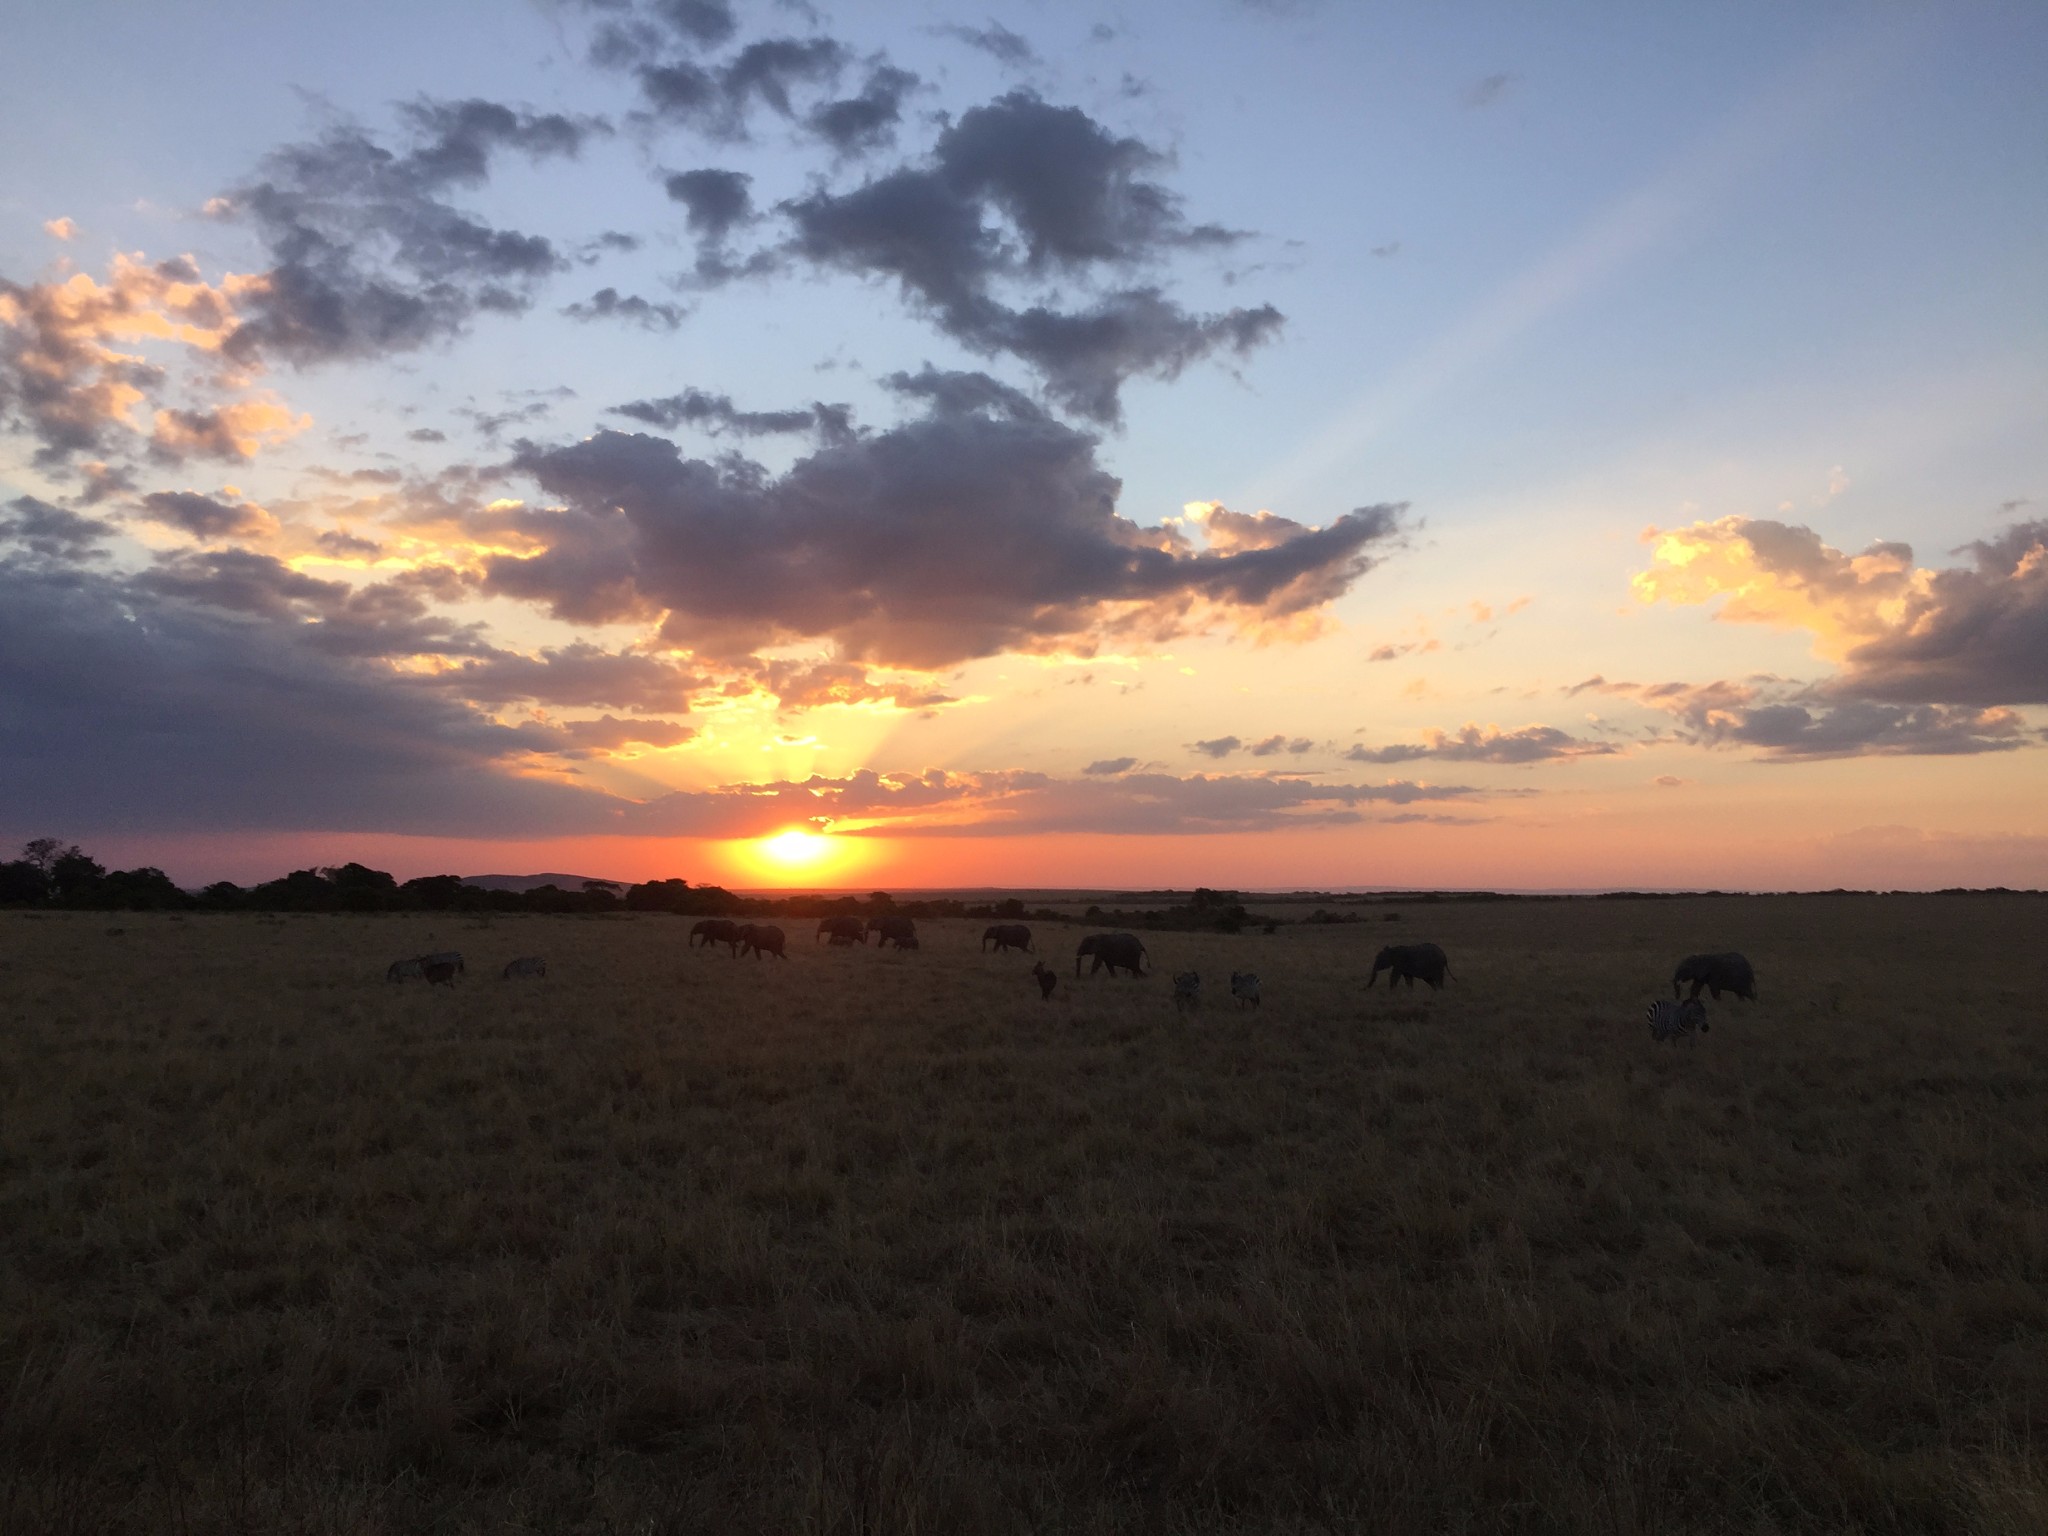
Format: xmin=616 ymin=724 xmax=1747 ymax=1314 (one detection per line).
xmin=738 ymin=923 xmax=787 ymax=960
xmin=1076 ymin=932 xmax=1147 ymax=978
xmin=981 ymin=923 xmax=1032 ymax=954
xmin=1369 ymin=942 xmax=1451 ymax=990
xmin=690 ymin=918 xmax=741 ymax=954
xmin=868 ymin=915 xmax=918 ymax=950
xmin=816 ymin=916 xmax=867 ymax=945
xmin=1673 ymin=952 xmax=1756 ymax=1002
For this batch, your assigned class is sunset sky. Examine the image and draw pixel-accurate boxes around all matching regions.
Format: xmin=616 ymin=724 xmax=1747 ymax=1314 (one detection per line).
xmin=3 ymin=0 xmax=2044 ymax=890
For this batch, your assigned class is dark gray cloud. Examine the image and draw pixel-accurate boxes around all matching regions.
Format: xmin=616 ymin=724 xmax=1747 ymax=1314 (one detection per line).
xmin=427 ymin=641 xmax=705 ymax=713
xmin=807 ymin=64 xmax=920 ymax=156
xmin=0 ymin=557 xmax=628 ymax=837
xmin=1190 ymin=733 xmax=1317 ymax=759
xmin=561 ymin=286 xmax=689 ymax=330
xmin=608 ymin=387 xmax=851 ymax=440
xmin=138 ymin=490 xmax=273 ymax=541
xmin=1345 ymin=724 xmax=1620 ymax=765
xmin=1833 ymin=520 xmax=2048 ymax=706
xmin=626 ymin=34 xmax=850 ymax=140
xmin=1567 ymin=676 xmax=2030 ymax=762
xmin=221 ymin=97 xmax=605 ymax=366
xmin=934 ymin=22 xmax=1038 ymax=68
xmin=1190 ymin=735 xmax=1242 ymax=758
xmin=0 ymin=496 xmax=115 ymax=560
xmin=407 ymin=427 xmax=447 ymax=443
xmin=491 ymin=369 xmax=1403 ymax=667
xmin=778 ymin=91 xmax=1276 ymax=422
xmin=315 ymin=528 xmax=384 ymax=559
xmin=664 ymin=167 xmax=755 ymax=238
xmin=1084 ymin=756 xmax=1137 ymax=775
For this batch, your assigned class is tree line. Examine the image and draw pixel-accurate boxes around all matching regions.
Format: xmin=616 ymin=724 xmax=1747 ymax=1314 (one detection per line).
xmin=0 ymin=840 xmax=1082 ymax=922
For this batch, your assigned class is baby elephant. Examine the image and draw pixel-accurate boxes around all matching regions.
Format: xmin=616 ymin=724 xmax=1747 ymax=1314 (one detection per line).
xmin=1368 ymin=942 xmax=1450 ymax=990
xmin=1031 ymin=961 xmax=1058 ymax=1001
xmin=1672 ymin=952 xmax=1755 ymax=1002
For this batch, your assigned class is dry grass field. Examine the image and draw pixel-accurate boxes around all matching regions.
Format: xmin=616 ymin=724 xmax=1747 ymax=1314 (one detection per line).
xmin=3 ymin=895 xmax=2045 ymax=1534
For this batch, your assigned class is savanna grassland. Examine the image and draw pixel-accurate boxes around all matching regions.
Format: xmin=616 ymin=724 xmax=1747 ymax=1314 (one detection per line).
xmin=2 ymin=895 xmax=2045 ymax=1534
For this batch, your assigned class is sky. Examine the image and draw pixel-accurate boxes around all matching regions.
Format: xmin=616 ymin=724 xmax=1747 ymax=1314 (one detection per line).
xmin=2 ymin=0 xmax=2044 ymax=891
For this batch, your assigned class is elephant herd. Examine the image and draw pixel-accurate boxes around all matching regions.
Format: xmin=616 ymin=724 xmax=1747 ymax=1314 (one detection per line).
xmin=394 ymin=919 xmax=1758 ymax=1036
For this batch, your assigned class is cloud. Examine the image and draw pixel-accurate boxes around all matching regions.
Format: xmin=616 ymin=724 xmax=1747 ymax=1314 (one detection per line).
xmin=1249 ymin=734 xmax=1313 ymax=756
xmin=315 ymin=528 xmax=384 ymax=559
xmin=1 ymin=496 xmax=115 ymax=560
xmin=219 ymin=97 xmax=604 ymax=366
xmin=561 ymin=287 xmax=688 ymax=331
xmin=0 ymin=556 xmax=636 ymax=837
xmin=148 ymin=395 xmax=310 ymax=462
xmin=1083 ymin=756 xmax=1137 ymax=775
xmin=1465 ymin=73 xmax=1518 ymax=108
xmin=1653 ymin=774 xmax=1688 ymax=787
xmin=779 ymin=91 xmax=1277 ymax=422
xmin=663 ymin=167 xmax=755 ymax=240
xmin=608 ymin=387 xmax=850 ymax=440
xmin=1568 ymin=675 xmax=2030 ymax=761
xmin=43 ymin=218 xmax=76 ymax=241
xmin=622 ymin=34 xmax=851 ymax=141
xmin=138 ymin=489 xmax=278 ymax=541
xmin=406 ymin=427 xmax=446 ymax=443
xmin=426 ymin=641 xmax=706 ymax=712
xmin=807 ymin=64 xmax=920 ymax=156
xmin=492 ymin=368 xmax=1403 ymax=668
xmin=0 ymin=252 xmax=259 ymax=464
xmin=1189 ymin=732 xmax=1314 ymax=759
xmin=1345 ymin=723 xmax=1620 ymax=765
xmin=1634 ymin=514 xmax=2048 ymax=706
xmin=934 ymin=22 xmax=1038 ymax=68
xmin=745 ymin=658 xmax=958 ymax=712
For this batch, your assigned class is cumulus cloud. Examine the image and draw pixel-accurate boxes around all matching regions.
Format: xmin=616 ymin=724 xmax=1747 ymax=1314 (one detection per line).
xmin=138 ymin=489 xmax=278 ymax=541
xmin=1633 ymin=514 xmax=2048 ymax=706
xmin=148 ymin=395 xmax=310 ymax=462
xmin=1 ymin=496 xmax=115 ymax=560
xmin=561 ymin=286 xmax=688 ymax=330
xmin=219 ymin=97 xmax=604 ymax=366
xmin=778 ymin=91 xmax=1276 ymax=422
xmin=1190 ymin=735 xmax=1242 ymax=759
xmin=0 ymin=253 xmax=261 ymax=464
xmin=1345 ymin=723 xmax=1620 ymax=766
xmin=807 ymin=64 xmax=920 ymax=157
xmin=1188 ymin=733 xmax=1314 ymax=759
xmin=492 ymin=368 xmax=1402 ymax=667
xmin=1084 ymin=756 xmax=1137 ymax=775
xmin=663 ymin=167 xmax=755 ymax=239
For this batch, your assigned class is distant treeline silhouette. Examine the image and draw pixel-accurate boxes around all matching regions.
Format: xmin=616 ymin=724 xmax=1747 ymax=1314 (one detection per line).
xmin=4 ymin=840 xmax=2035 ymax=916
xmin=0 ymin=840 xmax=1086 ymax=922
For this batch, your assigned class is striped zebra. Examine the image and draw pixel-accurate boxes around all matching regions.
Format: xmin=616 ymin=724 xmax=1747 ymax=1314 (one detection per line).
xmin=1229 ymin=971 xmax=1260 ymax=1009
xmin=1646 ymin=997 xmax=1708 ymax=1041
xmin=1172 ymin=971 xmax=1201 ymax=1014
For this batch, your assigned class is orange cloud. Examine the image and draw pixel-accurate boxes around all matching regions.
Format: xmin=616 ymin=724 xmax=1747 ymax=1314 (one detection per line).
xmin=150 ymin=394 xmax=310 ymax=461
xmin=1631 ymin=515 xmax=1931 ymax=660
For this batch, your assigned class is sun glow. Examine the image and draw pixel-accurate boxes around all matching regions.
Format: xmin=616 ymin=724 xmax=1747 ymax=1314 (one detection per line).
xmin=736 ymin=828 xmax=860 ymax=885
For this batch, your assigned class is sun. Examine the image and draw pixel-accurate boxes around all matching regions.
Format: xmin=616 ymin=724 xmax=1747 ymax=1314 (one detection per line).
xmin=741 ymin=828 xmax=847 ymax=883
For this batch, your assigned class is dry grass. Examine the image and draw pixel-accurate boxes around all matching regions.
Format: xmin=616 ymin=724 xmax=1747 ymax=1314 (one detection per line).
xmin=2 ymin=895 xmax=2045 ymax=1533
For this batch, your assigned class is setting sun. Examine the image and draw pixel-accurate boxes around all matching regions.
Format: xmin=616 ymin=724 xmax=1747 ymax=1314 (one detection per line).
xmin=760 ymin=829 xmax=831 ymax=867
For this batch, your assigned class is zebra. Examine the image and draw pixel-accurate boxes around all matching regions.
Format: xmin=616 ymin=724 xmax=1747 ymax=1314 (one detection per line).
xmin=1172 ymin=971 xmax=1201 ymax=1014
xmin=501 ymin=956 xmax=547 ymax=980
xmin=1229 ymin=971 xmax=1261 ymax=1008
xmin=1647 ymin=997 xmax=1708 ymax=1042
xmin=387 ymin=951 xmax=464 ymax=983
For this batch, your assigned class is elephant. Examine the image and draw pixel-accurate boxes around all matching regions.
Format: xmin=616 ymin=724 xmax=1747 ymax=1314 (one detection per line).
xmin=1672 ymin=952 xmax=1755 ymax=1002
xmin=1368 ymin=942 xmax=1450 ymax=990
xmin=690 ymin=918 xmax=742 ymax=953
xmin=868 ymin=915 xmax=918 ymax=950
xmin=1031 ymin=962 xmax=1058 ymax=1000
xmin=1076 ymin=932 xmax=1147 ymax=978
xmin=982 ymin=923 xmax=1033 ymax=954
xmin=816 ymin=916 xmax=867 ymax=945
xmin=737 ymin=923 xmax=787 ymax=960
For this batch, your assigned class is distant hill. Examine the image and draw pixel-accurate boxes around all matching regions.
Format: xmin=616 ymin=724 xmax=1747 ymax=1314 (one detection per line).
xmin=460 ymin=873 xmax=624 ymax=893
